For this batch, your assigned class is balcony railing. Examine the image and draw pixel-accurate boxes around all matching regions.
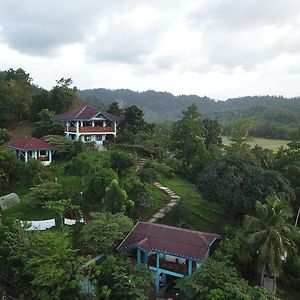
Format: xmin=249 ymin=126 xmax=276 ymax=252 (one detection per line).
xmin=65 ymin=126 xmax=115 ymax=133
xmin=148 ymin=255 xmax=188 ymax=275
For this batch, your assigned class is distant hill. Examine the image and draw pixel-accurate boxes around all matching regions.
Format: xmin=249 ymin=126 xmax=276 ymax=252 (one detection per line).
xmin=78 ymin=89 xmax=300 ymax=139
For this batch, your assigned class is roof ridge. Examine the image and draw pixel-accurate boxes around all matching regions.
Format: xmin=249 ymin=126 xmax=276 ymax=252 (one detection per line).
xmin=198 ymin=233 xmax=209 ymax=246
xmin=74 ymin=105 xmax=88 ymax=119
xmin=139 ymin=221 xmax=215 ymax=236
xmin=24 ymin=136 xmax=33 ymax=149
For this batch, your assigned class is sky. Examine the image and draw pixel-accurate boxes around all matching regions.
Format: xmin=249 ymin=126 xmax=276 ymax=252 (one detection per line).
xmin=1 ymin=0 xmax=300 ymax=100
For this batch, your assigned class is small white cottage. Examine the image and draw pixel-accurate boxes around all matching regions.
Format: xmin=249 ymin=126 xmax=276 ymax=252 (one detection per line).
xmin=6 ymin=136 xmax=55 ymax=165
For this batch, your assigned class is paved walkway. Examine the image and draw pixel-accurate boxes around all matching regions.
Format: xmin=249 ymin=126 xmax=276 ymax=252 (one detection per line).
xmin=136 ymin=158 xmax=181 ymax=223
xmin=148 ymin=182 xmax=181 ymax=223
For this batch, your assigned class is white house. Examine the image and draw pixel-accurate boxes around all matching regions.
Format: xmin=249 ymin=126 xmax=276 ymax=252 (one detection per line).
xmin=6 ymin=136 xmax=55 ymax=165
xmin=54 ymin=105 xmax=121 ymax=147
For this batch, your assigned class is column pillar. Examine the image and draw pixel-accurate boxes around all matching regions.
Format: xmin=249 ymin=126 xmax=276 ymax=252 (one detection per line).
xmin=103 ymin=120 xmax=106 ymax=127
xmin=144 ymin=251 xmax=148 ymax=263
xmin=188 ymin=259 xmax=193 ymax=275
xmin=25 ymin=151 xmax=28 ymax=163
xmin=155 ymin=252 xmax=160 ymax=293
xmin=49 ymin=150 xmax=52 ymax=163
xmin=76 ymin=121 xmax=79 ymax=140
xmin=137 ymin=248 xmax=141 ymax=265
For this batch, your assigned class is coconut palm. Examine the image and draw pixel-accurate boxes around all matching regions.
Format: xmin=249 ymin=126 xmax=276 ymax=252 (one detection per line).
xmin=244 ymin=197 xmax=298 ymax=290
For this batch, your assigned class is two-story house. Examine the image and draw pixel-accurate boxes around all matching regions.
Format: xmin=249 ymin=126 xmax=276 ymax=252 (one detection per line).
xmin=54 ymin=105 xmax=121 ymax=147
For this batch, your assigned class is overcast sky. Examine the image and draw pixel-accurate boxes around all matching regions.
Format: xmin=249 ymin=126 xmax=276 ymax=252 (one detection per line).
xmin=1 ymin=0 xmax=300 ymax=100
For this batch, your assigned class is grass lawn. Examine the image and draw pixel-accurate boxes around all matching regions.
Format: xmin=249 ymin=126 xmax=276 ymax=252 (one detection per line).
xmin=2 ymin=194 xmax=57 ymax=220
xmin=158 ymin=175 xmax=225 ymax=233
xmin=222 ymin=136 xmax=289 ymax=151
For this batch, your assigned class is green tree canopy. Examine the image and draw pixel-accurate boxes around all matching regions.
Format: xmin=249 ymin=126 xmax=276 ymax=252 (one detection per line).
xmin=170 ymin=104 xmax=204 ymax=168
xmin=243 ymin=197 xmax=298 ymax=287
xmin=85 ymin=168 xmax=118 ymax=203
xmin=79 ymin=212 xmax=133 ymax=254
xmin=0 ymin=129 xmax=12 ymax=145
xmin=94 ymin=255 xmax=152 ymax=300
xmin=177 ymin=258 xmax=277 ymax=300
xmin=103 ymin=179 xmax=128 ymax=213
xmin=50 ymin=78 xmax=77 ymax=113
xmin=110 ymin=151 xmax=135 ymax=177
xmin=107 ymin=101 xmax=124 ymax=116
xmin=198 ymin=153 xmax=295 ymax=217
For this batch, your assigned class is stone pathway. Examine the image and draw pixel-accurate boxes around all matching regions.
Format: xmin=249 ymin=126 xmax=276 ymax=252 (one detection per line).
xmin=148 ymin=181 xmax=181 ymax=223
xmin=135 ymin=158 xmax=147 ymax=172
xmin=135 ymin=158 xmax=181 ymax=223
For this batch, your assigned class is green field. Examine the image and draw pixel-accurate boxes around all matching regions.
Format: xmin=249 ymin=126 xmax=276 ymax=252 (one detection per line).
xmin=222 ymin=136 xmax=289 ymax=151
xmin=158 ymin=175 xmax=225 ymax=233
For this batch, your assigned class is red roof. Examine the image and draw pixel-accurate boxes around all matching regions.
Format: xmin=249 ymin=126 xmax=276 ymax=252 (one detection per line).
xmin=54 ymin=105 xmax=121 ymax=122
xmin=117 ymin=222 xmax=220 ymax=261
xmin=6 ymin=136 xmax=54 ymax=150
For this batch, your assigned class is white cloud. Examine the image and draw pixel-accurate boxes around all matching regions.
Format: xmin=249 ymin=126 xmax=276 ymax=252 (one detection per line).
xmin=0 ymin=0 xmax=300 ymax=100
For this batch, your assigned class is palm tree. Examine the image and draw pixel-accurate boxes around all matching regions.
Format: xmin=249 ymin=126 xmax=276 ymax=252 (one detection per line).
xmin=243 ymin=197 xmax=298 ymax=290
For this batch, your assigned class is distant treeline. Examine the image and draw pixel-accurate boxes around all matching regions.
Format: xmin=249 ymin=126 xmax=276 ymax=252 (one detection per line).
xmin=78 ymin=89 xmax=300 ymax=139
xmin=0 ymin=69 xmax=77 ymax=127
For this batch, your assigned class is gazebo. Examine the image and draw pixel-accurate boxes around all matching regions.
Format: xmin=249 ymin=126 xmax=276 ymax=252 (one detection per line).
xmin=117 ymin=222 xmax=220 ymax=292
xmin=6 ymin=136 xmax=55 ymax=165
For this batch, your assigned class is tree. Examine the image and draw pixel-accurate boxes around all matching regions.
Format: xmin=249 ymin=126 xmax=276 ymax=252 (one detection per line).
xmin=124 ymin=176 xmax=150 ymax=209
xmin=29 ymin=181 xmax=68 ymax=206
xmin=288 ymin=125 xmax=300 ymax=149
xmin=50 ymin=78 xmax=77 ymax=113
xmin=228 ymin=118 xmax=255 ymax=149
xmin=42 ymin=135 xmax=85 ymax=159
xmin=244 ymin=197 xmax=298 ymax=289
xmin=198 ymin=153 xmax=295 ymax=217
xmin=64 ymin=155 xmax=92 ymax=176
xmin=30 ymin=90 xmax=52 ymax=121
xmin=0 ymin=129 xmax=11 ymax=145
xmin=8 ymin=228 xmax=80 ymax=299
xmin=32 ymin=110 xmax=64 ymax=138
xmin=177 ymin=258 xmax=277 ymax=300
xmin=121 ymin=105 xmax=146 ymax=135
xmin=86 ymin=168 xmax=118 ymax=203
xmin=103 ymin=179 xmax=128 ymax=213
xmin=44 ymin=199 xmax=80 ymax=227
xmin=24 ymin=159 xmax=44 ymax=183
xmin=170 ymin=104 xmax=204 ymax=168
xmin=202 ymin=119 xmax=222 ymax=149
xmin=0 ymin=147 xmax=22 ymax=189
xmin=93 ymin=255 xmax=152 ymax=300
xmin=110 ymin=151 xmax=135 ymax=177
xmin=4 ymin=68 xmax=33 ymax=121
xmin=107 ymin=101 xmax=123 ymax=116
xmin=79 ymin=212 xmax=133 ymax=254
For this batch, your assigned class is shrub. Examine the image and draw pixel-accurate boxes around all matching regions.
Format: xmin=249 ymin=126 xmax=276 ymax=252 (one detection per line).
xmin=110 ymin=151 xmax=135 ymax=176
xmin=139 ymin=167 xmax=157 ymax=183
xmin=64 ymin=155 xmax=92 ymax=176
xmin=85 ymin=168 xmax=118 ymax=203
xmin=29 ymin=181 xmax=69 ymax=206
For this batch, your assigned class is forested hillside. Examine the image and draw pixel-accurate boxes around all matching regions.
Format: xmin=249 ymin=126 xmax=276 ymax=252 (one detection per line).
xmin=78 ymin=89 xmax=300 ymax=139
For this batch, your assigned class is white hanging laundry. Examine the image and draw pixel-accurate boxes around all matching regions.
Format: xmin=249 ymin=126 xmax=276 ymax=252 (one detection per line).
xmin=64 ymin=218 xmax=76 ymax=225
xmin=21 ymin=219 xmax=56 ymax=231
